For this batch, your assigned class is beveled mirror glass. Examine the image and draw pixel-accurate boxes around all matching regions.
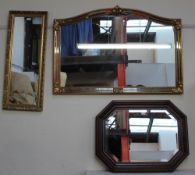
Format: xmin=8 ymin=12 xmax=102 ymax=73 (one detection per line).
xmin=3 ymin=11 xmax=48 ymax=111
xmin=96 ymin=100 xmax=189 ymax=172
xmin=53 ymin=6 xmax=183 ymax=94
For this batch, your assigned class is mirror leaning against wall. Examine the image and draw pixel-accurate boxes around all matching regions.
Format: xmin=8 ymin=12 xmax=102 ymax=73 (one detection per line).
xmin=53 ymin=6 xmax=183 ymax=95
xmin=2 ymin=11 xmax=48 ymax=111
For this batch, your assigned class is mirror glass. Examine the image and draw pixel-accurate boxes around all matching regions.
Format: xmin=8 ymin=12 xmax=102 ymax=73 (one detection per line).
xmin=53 ymin=6 xmax=183 ymax=94
xmin=95 ymin=100 xmax=189 ymax=172
xmin=3 ymin=11 xmax=47 ymax=111
xmin=105 ymin=109 xmax=178 ymax=163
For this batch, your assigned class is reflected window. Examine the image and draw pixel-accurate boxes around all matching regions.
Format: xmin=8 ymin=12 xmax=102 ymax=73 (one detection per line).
xmin=129 ymin=109 xmax=178 ymax=133
xmin=100 ymin=20 xmax=112 ymax=34
xmin=106 ymin=116 xmax=117 ymax=129
xmin=129 ymin=118 xmax=149 ymax=133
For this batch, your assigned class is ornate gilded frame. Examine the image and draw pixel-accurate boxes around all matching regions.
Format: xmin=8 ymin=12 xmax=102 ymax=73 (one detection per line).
xmin=53 ymin=6 xmax=183 ymax=94
xmin=2 ymin=11 xmax=48 ymax=111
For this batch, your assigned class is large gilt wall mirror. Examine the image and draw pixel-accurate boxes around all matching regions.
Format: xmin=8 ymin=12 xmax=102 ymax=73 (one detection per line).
xmin=96 ymin=100 xmax=189 ymax=172
xmin=53 ymin=6 xmax=183 ymax=94
xmin=2 ymin=11 xmax=48 ymax=111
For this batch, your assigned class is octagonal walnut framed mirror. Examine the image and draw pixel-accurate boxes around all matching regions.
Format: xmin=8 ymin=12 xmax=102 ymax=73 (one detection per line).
xmin=96 ymin=100 xmax=189 ymax=172
xmin=2 ymin=11 xmax=48 ymax=111
xmin=53 ymin=6 xmax=183 ymax=95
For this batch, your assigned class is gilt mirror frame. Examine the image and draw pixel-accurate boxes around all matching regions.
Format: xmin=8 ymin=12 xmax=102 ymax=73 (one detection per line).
xmin=96 ymin=100 xmax=189 ymax=172
xmin=53 ymin=6 xmax=183 ymax=95
xmin=2 ymin=11 xmax=48 ymax=111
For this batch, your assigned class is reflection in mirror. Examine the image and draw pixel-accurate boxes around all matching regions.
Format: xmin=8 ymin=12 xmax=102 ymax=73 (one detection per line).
xmin=53 ymin=6 xmax=183 ymax=94
xmin=105 ymin=109 xmax=178 ymax=162
xmin=3 ymin=11 xmax=47 ymax=111
xmin=96 ymin=100 xmax=189 ymax=172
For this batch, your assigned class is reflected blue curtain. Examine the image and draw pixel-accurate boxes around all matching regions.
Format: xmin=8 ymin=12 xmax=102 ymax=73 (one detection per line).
xmin=77 ymin=19 xmax=93 ymax=44
xmin=61 ymin=19 xmax=93 ymax=58
xmin=61 ymin=23 xmax=78 ymax=57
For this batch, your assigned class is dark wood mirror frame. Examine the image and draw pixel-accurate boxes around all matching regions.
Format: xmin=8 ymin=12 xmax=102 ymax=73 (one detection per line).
xmin=53 ymin=6 xmax=183 ymax=95
xmin=95 ymin=100 xmax=189 ymax=172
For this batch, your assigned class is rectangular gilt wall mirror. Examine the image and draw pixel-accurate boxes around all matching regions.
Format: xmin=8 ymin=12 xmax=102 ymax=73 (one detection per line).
xmin=53 ymin=6 xmax=183 ymax=95
xmin=2 ymin=11 xmax=48 ymax=111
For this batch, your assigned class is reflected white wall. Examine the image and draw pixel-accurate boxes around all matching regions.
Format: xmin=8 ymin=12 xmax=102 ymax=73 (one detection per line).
xmin=155 ymin=28 xmax=175 ymax=63
xmin=12 ymin=17 xmax=25 ymax=72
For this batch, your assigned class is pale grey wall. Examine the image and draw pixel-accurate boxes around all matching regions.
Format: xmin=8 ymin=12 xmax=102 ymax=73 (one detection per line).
xmin=0 ymin=0 xmax=195 ymax=175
